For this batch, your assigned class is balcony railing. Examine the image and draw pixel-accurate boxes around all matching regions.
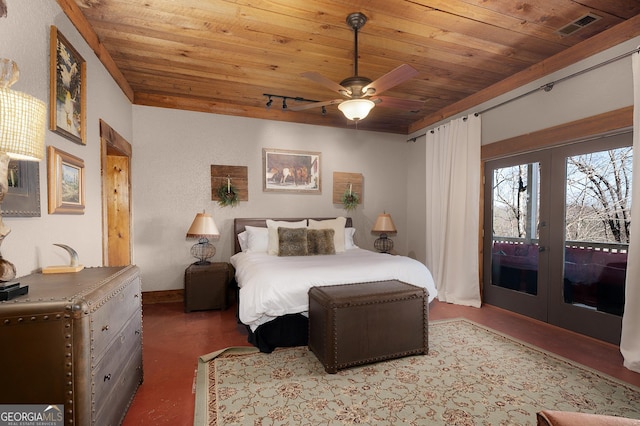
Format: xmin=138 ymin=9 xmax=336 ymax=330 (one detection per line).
xmin=492 ymin=236 xmax=628 ymax=254
xmin=491 ymin=236 xmax=627 ymax=316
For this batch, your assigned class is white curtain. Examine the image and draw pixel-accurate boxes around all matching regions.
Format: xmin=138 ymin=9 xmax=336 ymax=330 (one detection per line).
xmin=620 ymin=50 xmax=640 ymax=373
xmin=425 ymin=114 xmax=482 ymax=307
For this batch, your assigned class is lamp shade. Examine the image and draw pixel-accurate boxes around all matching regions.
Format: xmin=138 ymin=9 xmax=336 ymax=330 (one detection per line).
xmin=372 ymin=213 xmax=397 ymax=233
xmin=186 ymin=211 xmax=220 ymax=239
xmin=338 ymin=99 xmax=375 ymax=121
xmin=0 ymin=60 xmax=46 ymax=161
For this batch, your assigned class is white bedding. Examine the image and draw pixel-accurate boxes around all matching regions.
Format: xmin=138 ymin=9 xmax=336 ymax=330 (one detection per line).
xmin=230 ymin=248 xmax=437 ymax=330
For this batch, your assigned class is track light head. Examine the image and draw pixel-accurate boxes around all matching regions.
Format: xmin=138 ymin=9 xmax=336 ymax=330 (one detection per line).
xmin=266 ymin=96 xmax=273 ymax=109
xmin=282 ymin=98 xmax=287 ymax=110
xmin=321 ymin=106 xmax=327 ymax=116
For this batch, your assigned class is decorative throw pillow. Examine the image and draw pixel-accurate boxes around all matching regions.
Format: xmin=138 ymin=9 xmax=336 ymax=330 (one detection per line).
xmin=267 ymin=219 xmax=307 ymax=255
xmin=308 ymin=217 xmax=346 ymax=252
xmin=307 ymin=229 xmax=336 ymax=255
xmin=278 ymin=227 xmax=308 ymax=256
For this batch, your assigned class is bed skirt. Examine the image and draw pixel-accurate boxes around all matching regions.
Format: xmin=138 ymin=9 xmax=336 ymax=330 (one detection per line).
xmin=246 ymin=313 xmax=309 ymax=353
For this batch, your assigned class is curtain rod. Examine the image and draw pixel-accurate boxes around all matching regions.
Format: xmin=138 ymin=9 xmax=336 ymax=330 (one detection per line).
xmin=406 ymin=46 xmax=640 ymax=143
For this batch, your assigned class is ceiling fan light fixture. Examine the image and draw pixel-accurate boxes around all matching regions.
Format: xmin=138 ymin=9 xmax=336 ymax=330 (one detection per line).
xmin=338 ymin=99 xmax=375 ymax=121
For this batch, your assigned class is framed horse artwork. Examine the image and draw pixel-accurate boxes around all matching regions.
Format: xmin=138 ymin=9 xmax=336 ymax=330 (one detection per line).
xmin=262 ymin=148 xmax=321 ymax=194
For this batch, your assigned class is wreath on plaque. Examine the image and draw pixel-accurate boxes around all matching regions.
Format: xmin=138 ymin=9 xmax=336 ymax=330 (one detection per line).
xmin=216 ymin=177 xmax=240 ymax=207
xmin=341 ymin=184 xmax=359 ymax=211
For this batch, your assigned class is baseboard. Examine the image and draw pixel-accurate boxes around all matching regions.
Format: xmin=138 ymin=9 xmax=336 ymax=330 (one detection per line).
xmin=142 ymin=289 xmax=183 ymax=305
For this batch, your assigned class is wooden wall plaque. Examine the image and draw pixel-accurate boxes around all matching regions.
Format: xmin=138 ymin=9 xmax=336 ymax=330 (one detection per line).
xmin=211 ymin=165 xmax=248 ymax=201
xmin=332 ymin=172 xmax=363 ymax=204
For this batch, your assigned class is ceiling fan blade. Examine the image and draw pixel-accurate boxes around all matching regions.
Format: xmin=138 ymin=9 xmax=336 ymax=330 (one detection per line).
xmin=301 ymin=72 xmax=349 ymax=95
xmin=288 ymin=99 xmax=342 ymax=112
xmin=363 ymin=64 xmax=419 ymax=96
xmin=372 ymin=95 xmax=425 ymax=111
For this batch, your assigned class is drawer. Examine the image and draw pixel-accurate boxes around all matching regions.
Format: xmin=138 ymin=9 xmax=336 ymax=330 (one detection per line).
xmin=94 ymin=347 xmax=143 ymax=426
xmin=92 ymin=310 xmax=142 ymax=411
xmin=91 ymin=276 xmax=141 ymax=358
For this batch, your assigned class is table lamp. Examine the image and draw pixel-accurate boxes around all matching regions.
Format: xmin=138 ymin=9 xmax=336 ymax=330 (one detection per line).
xmin=372 ymin=212 xmax=397 ymax=253
xmin=0 ymin=59 xmax=46 ymax=281
xmin=186 ymin=211 xmax=220 ymax=265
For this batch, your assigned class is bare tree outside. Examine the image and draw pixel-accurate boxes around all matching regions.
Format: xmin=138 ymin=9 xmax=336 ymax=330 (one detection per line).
xmin=492 ymin=163 xmax=539 ymax=241
xmin=565 ymin=147 xmax=632 ymax=244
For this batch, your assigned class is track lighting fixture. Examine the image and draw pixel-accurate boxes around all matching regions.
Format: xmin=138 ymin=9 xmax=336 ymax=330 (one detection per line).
xmin=262 ymin=93 xmax=328 ymax=116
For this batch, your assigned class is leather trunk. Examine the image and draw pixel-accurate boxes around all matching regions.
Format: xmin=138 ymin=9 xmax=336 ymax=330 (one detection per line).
xmin=184 ymin=262 xmax=231 ymax=312
xmin=308 ymin=280 xmax=428 ymax=374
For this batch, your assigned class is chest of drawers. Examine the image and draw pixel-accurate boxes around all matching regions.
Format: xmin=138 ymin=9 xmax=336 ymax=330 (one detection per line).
xmin=0 ymin=265 xmax=143 ymax=425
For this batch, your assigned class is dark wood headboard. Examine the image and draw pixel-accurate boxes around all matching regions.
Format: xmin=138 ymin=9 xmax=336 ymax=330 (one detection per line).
xmin=233 ymin=217 xmax=353 ymax=254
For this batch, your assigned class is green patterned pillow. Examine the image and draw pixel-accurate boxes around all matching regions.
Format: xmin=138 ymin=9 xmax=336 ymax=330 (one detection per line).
xmin=277 ymin=227 xmax=308 ymax=256
xmin=307 ymin=229 xmax=336 ymax=255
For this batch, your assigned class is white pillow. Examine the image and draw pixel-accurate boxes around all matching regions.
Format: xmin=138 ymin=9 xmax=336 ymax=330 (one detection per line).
xmin=244 ymin=226 xmax=269 ymax=253
xmin=344 ymin=227 xmax=357 ymax=250
xmin=308 ymin=217 xmax=346 ymax=252
xmin=237 ymin=231 xmax=249 ymax=252
xmin=266 ymin=219 xmax=307 ymax=255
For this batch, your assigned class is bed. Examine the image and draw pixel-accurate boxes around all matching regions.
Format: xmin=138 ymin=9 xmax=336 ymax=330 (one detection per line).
xmin=230 ymin=217 xmax=438 ymax=352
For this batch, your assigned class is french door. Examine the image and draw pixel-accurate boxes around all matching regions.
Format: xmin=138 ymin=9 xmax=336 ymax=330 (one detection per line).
xmin=483 ymin=132 xmax=631 ymax=344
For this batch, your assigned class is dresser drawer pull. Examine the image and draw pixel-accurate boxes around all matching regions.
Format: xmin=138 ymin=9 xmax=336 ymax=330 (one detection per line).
xmin=102 ymin=325 xmax=110 ymax=332
xmin=104 ymin=374 xmax=111 ymax=382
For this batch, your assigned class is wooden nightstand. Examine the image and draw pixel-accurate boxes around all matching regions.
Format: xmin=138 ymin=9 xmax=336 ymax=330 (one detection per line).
xmin=184 ymin=262 xmax=231 ymax=312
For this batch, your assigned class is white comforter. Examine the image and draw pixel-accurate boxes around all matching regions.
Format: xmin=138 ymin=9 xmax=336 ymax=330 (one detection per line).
xmin=230 ymin=248 xmax=437 ymax=330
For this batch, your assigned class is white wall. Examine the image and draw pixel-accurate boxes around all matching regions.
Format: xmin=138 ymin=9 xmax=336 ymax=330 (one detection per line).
xmin=480 ymin=36 xmax=638 ymax=144
xmin=405 ymin=139 xmax=426 ymax=262
xmin=407 ymin=36 xmax=640 ymax=144
xmin=132 ymin=106 xmax=412 ymax=291
xmin=0 ymin=0 xmax=133 ymax=278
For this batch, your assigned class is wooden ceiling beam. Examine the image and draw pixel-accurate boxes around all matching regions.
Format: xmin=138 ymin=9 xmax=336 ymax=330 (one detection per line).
xmin=56 ymin=0 xmax=134 ymax=102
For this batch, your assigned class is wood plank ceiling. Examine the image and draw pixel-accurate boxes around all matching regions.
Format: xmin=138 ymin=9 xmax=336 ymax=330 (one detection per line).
xmin=65 ymin=0 xmax=640 ymax=134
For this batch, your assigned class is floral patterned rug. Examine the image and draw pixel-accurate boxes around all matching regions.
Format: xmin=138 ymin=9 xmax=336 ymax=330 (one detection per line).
xmin=194 ymin=318 xmax=640 ymax=425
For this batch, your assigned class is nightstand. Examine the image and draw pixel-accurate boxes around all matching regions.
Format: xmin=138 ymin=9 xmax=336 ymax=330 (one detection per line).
xmin=184 ymin=262 xmax=232 ymax=312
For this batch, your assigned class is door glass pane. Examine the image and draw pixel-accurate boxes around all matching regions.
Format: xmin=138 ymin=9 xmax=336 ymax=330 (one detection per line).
xmin=491 ymin=162 xmax=540 ymax=295
xmin=564 ymin=147 xmax=632 ymax=315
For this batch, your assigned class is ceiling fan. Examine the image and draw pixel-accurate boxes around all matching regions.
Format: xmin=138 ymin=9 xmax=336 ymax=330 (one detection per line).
xmin=291 ymin=12 xmax=424 ymax=121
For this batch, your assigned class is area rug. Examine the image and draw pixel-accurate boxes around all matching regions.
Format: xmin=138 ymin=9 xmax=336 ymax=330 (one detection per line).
xmin=194 ymin=318 xmax=640 ymax=425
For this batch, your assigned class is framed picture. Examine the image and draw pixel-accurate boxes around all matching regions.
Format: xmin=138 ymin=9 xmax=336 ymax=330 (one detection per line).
xmin=263 ymin=148 xmax=321 ymax=193
xmin=1 ymin=160 xmax=41 ymax=217
xmin=47 ymin=146 xmax=85 ymax=214
xmin=50 ymin=26 xmax=86 ymax=145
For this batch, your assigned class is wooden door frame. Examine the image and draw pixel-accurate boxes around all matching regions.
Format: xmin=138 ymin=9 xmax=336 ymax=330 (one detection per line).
xmin=100 ymin=119 xmax=132 ymax=266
